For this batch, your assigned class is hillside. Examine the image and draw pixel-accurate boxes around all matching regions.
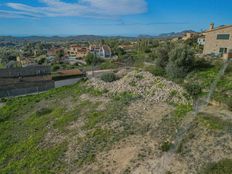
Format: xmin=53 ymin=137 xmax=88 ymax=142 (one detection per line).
xmin=0 ymin=69 xmax=232 ymax=174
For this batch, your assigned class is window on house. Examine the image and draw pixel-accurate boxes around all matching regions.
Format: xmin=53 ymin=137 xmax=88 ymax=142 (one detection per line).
xmin=217 ymin=34 xmax=230 ymax=40
xmin=219 ymin=48 xmax=228 ymax=54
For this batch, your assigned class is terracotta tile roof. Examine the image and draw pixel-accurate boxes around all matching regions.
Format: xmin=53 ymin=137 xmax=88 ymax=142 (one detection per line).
xmin=57 ymin=69 xmax=82 ymax=76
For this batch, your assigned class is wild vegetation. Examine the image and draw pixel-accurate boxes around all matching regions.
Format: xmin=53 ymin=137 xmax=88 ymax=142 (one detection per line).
xmin=1 ymin=36 xmax=232 ymax=173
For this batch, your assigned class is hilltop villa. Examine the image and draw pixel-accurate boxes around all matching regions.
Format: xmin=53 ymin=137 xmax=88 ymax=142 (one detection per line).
xmin=203 ymin=23 xmax=232 ymax=55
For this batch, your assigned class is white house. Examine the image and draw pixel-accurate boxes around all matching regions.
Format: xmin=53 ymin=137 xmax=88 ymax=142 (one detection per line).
xmin=99 ymin=45 xmax=112 ymax=58
xmin=90 ymin=44 xmax=112 ymax=58
xmin=197 ymin=36 xmax=206 ymax=45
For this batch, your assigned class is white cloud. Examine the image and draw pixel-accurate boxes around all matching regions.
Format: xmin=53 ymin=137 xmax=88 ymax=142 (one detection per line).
xmin=2 ymin=0 xmax=147 ymax=18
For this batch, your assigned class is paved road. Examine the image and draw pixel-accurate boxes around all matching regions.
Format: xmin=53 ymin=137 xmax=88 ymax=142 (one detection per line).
xmin=0 ymin=69 xmax=117 ymax=99
xmin=55 ymin=78 xmax=82 ymax=88
xmin=55 ymin=69 xmax=116 ymax=88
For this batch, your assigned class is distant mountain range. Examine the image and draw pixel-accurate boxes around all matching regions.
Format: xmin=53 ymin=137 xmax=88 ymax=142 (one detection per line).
xmin=0 ymin=35 xmax=135 ymax=42
xmin=0 ymin=30 xmax=197 ymax=43
xmin=138 ymin=30 xmax=197 ymax=39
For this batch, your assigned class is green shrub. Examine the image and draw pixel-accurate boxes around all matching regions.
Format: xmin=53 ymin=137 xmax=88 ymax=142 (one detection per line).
xmin=0 ymin=98 xmax=8 ymax=103
xmin=52 ymin=65 xmax=60 ymax=72
xmin=100 ymin=72 xmax=118 ymax=82
xmin=200 ymin=159 xmax=232 ymax=174
xmin=36 ymin=108 xmax=53 ymax=117
xmin=85 ymin=53 xmax=103 ymax=65
xmin=144 ymin=65 xmax=166 ymax=77
xmin=185 ymin=83 xmax=202 ymax=99
xmin=174 ymin=104 xmax=192 ymax=119
xmin=160 ymin=141 xmax=172 ymax=152
xmin=198 ymin=114 xmax=232 ymax=132
xmin=154 ymin=44 xmax=170 ymax=68
xmin=100 ymin=60 xmax=117 ymax=69
xmin=113 ymin=92 xmax=139 ymax=105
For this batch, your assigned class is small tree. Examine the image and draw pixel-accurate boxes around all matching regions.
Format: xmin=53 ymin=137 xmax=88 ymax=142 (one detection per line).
xmin=118 ymin=54 xmax=135 ymax=66
xmin=115 ymin=47 xmax=126 ymax=57
xmin=55 ymin=49 xmax=64 ymax=62
xmin=85 ymin=53 xmax=95 ymax=65
xmin=85 ymin=53 xmax=102 ymax=65
xmin=154 ymin=44 xmax=170 ymax=68
xmin=185 ymin=83 xmax=202 ymax=111
xmin=166 ymin=44 xmax=195 ymax=79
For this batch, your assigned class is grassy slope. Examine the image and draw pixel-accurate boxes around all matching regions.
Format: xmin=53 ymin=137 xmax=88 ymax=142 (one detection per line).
xmin=0 ymin=80 xmax=143 ymax=173
xmin=1 ymin=64 xmax=232 ymax=173
xmin=186 ymin=62 xmax=232 ymax=108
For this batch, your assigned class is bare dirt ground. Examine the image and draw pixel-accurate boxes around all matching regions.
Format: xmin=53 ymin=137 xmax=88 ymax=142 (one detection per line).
xmin=37 ymin=70 xmax=232 ymax=174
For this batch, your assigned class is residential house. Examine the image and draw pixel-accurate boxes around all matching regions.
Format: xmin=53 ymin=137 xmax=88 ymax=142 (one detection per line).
xmin=47 ymin=47 xmax=65 ymax=57
xmin=197 ymin=36 xmax=206 ymax=45
xmin=171 ymin=37 xmax=182 ymax=42
xmin=99 ymin=45 xmax=112 ymax=58
xmin=182 ymin=32 xmax=196 ymax=41
xmin=203 ymin=23 xmax=232 ymax=55
xmin=89 ymin=44 xmax=101 ymax=54
xmin=68 ymin=45 xmax=89 ymax=59
xmin=89 ymin=44 xmax=112 ymax=58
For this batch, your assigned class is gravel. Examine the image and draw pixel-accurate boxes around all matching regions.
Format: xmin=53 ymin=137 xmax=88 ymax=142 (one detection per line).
xmin=88 ymin=70 xmax=192 ymax=105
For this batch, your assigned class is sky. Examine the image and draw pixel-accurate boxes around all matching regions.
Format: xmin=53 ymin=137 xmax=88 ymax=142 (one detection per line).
xmin=0 ymin=0 xmax=231 ymax=36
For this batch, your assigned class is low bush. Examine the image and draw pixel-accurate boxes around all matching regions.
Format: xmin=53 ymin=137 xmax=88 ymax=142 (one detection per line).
xmin=0 ymin=97 xmax=8 ymax=103
xmin=36 ymin=108 xmax=53 ymax=117
xmin=52 ymin=65 xmax=60 ymax=72
xmin=100 ymin=72 xmax=118 ymax=82
xmin=160 ymin=141 xmax=172 ymax=152
xmin=144 ymin=65 xmax=166 ymax=77
xmin=200 ymin=159 xmax=232 ymax=174
xmin=174 ymin=104 xmax=192 ymax=119
xmin=184 ymin=83 xmax=202 ymax=98
xmin=100 ymin=61 xmax=117 ymax=70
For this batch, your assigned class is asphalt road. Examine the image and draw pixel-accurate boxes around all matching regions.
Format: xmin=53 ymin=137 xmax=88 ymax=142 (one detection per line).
xmin=55 ymin=77 xmax=82 ymax=88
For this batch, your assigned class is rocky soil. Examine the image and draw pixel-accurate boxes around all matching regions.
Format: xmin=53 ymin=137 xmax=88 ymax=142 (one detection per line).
xmin=83 ymin=70 xmax=232 ymax=174
xmin=88 ymin=70 xmax=191 ymax=105
xmin=2 ymin=69 xmax=231 ymax=174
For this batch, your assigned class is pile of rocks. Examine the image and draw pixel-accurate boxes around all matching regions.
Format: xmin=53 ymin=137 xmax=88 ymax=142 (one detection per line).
xmin=88 ymin=70 xmax=192 ymax=105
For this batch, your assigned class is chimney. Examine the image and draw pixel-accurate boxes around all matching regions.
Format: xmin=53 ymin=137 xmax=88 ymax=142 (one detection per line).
xmin=210 ymin=23 xmax=214 ymax=30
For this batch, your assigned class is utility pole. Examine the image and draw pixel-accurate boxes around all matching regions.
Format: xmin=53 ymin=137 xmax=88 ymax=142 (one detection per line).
xmin=91 ymin=52 xmax=95 ymax=78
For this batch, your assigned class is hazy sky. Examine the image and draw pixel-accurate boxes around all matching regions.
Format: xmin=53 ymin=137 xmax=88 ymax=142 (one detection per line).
xmin=0 ymin=0 xmax=231 ymax=36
